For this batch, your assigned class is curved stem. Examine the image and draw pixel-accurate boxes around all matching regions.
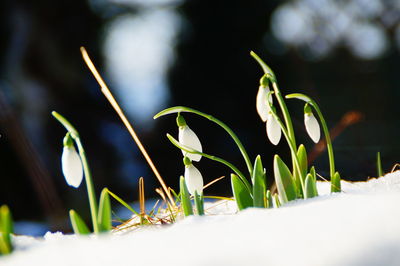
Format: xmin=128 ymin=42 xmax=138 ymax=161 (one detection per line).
xmin=285 ymin=93 xmax=336 ymax=178
xmin=269 ymin=110 xmax=305 ymax=193
xmin=250 ymin=52 xmax=298 ymax=177
xmin=154 ymin=106 xmax=253 ymax=176
xmin=166 ymin=134 xmax=252 ymax=194
xmin=52 ymin=111 xmax=99 ymax=233
xmin=75 ymin=138 xmax=99 ymax=233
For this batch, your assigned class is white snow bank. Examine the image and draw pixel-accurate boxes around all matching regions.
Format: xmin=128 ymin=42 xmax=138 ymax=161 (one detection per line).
xmin=3 ymin=172 xmax=400 ymax=266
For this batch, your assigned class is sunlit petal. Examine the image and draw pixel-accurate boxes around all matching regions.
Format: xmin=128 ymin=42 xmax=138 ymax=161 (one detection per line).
xmin=304 ymin=113 xmax=321 ymax=143
xmin=61 ymin=146 xmax=83 ymax=188
xmin=266 ymin=113 xmax=281 ymax=145
xmin=184 ymin=164 xmax=204 ymax=195
xmin=256 ymin=86 xmax=272 ymax=122
xmin=178 ymin=126 xmax=202 ymax=161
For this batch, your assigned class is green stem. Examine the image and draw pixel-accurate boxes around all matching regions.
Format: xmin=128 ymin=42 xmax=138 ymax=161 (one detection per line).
xmin=166 ymin=134 xmax=252 ymax=194
xmin=154 ymin=106 xmax=253 ymax=176
xmin=285 ymin=94 xmax=336 ymax=178
xmin=269 ymin=110 xmax=305 ymax=193
xmin=309 ymin=101 xmax=335 ymax=178
xmin=52 ymin=111 xmax=99 ymax=233
xmin=250 ymin=52 xmax=298 ymax=176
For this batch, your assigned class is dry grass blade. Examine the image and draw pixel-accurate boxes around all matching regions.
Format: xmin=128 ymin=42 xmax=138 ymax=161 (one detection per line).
xmin=203 ymin=176 xmax=225 ymax=190
xmin=139 ymin=177 xmax=145 ymax=224
xmin=391 ymin=163 xmax=400 ymax=173
xmin=80 ymin=47 xmax=174 ymax=206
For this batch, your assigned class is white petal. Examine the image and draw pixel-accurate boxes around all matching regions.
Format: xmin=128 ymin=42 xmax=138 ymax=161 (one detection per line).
xmin=266 ymin=113 xmax=281 ymax=145
xmin=178 ymin=126 xmax=202 ymax=162
xmin=304 ymin=114 xmax=321 ymax=143
xmin=256 ymin=86 xmax=272 ymax=122
xmin=61 ymin=146 xmax=83 ymax=188
xmin=184 ymin=165 xmax=204 ymax=195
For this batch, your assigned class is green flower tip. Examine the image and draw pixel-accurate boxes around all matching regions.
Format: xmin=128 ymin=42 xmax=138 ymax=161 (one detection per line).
xmin=304 ymin=103 xmax=312 ymax=115
xmin=183 ymin=156 xmax=192 ymax=166
xmin=63 ymin=132 xmax=74 ymax=147
xmin=176 ymin=113 xmax=187 ymax=128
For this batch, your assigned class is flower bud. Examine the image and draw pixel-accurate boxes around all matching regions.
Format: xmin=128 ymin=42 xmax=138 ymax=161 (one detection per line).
xmin=61 ymin=145 xmax=83 ymax=188
xmin=178 ymin=123 xmax=202 ymax=162
xmin=304 ymin=107 xmax=320 ymax=143
xmin=266 ymin=113 xmax=281 ymax=145
xmin=256 ymin=85 xmax=273 ymax=122
xmin=61 ymin=133 xmax=83 ymax=188
xmin=184 ymin=163 xmax=204 ymax=196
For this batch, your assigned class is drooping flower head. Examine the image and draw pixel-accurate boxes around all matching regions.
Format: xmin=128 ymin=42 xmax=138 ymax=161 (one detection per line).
xmin=61 ymin=133 xmax=83 ymax=188
xmin=266 ymin=112 xmax=281 ymax=145
xmin=304 ymin=103 xmax=320 ymax=143
xmin=256 ymin=75 xmax=273 ymax=122
xmin=183 ymin=156 xmax=203 ymax=195
xmin=177 ymin=113 xmax=202 ymax=162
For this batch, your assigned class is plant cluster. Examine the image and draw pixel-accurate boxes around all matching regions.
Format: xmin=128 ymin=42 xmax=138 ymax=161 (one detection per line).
xmin=0 ymin=50 xmax=389 ymax=256
xmin=155 ymin=52 xmax=341 ymax=212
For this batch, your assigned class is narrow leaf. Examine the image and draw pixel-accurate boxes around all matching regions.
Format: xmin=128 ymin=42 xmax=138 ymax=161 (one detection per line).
xmin=310 ymin=166 xmax=318 ymax=197
xmin=231 ymin=174 xmax=253 ymax=210
xmin=274 ymin=155 xmax=297 ymax=204
xmin=331 ymin=172 xmax=341 ymax=193
xmin=0 ymin=205 xmax=13 ymax=255
xmin=180 ymin=176 xmax=193 ymax=216
xmin=69 ymin=209 xmax=91 ymax=235
xmin=304 ymin=174 xmax=317 ymax=199
xmin=377 ymin=152 xmax=383 ymax=177
xmin=106 ymin=189 xmax=139 ymax=216
xmin=194 ymin=191 xmax=204 ymax=216
xmin=297 ymin=144 xmax=308 ymax=178
xmin=98 ymin=188 xmax=112 ymax=232
xmin=252 ymin=155 xmax=266 ymax=208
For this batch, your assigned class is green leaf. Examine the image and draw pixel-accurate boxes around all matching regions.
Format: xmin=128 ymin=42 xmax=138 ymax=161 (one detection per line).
xmin=252 ymin=155 xmax=266 ymax=208
xmin=266 ymin=190 xmax=273 ymax=209
xmin=69 ymin=209 xmax=91 ymax=235
xmin=273 ymin=193 xmax=281 ymax=208
xmin=304 ymin=174 xmax=318 ymax=199
xmin=0 ymin=205 xmax=13 ymax=255
xmin=297 ymin=144 xmax=308 ymax=178
xmin=194 ymin=191 xmax=204 ymax=216
xmin=180 ymin=176 xmax=193 ymax=216
xmin=331 ymin=171 xmax=341 ymax=193
xmin=377 ymin=152 xmax=383 ymax=177
xmin=105 ymin=189 xmax=139 ymax=216
xmin=273 ymin=155 xmax=297 ymax=204
xmin=231 ymin=174 xmax=253 ymax=210
xmin=98 ymin=188 xmax=112 ymax=232
xmin=310 ymin=166 xmax=318 ymax=197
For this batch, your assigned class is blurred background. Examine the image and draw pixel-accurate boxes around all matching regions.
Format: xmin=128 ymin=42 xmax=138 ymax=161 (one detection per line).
xmin=0 ymin=0 xmax=399 ymax=234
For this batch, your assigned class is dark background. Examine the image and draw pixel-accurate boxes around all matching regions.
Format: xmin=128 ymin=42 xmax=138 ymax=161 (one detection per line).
xmin=0 ymin=0 xmax=399 ymax=233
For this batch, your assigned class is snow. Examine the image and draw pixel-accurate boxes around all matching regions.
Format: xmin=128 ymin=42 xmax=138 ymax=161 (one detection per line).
xmin=3 ymin=171 xmax=400 ymax=266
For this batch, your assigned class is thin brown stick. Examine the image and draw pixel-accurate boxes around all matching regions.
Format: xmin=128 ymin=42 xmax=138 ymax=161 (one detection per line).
xmin=80 ymin=47 xmax=175 ymax=206
xmin=139 ymin=177 xmax=145 ymax=216
xmin=391 ymin=163 xmax=400 ymax=173
xmin=203 ymin=176 xmax=225 ymax=190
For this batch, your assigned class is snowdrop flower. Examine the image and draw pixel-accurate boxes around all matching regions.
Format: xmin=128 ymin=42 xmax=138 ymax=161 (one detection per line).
xmin=256 ymin=76 xmax=273 ymax=122
xmin=183 ymin=157 xmax=204 ymax=195
xmin=61 ymin=133 xmax=83 ymax=188
xmin=177 ymin=114 xmax=202 ymax=162
xmin=266 ymin=112 xmax=281 ymax=145
xmin=304 ymin=104 xmax=320 ymax=143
